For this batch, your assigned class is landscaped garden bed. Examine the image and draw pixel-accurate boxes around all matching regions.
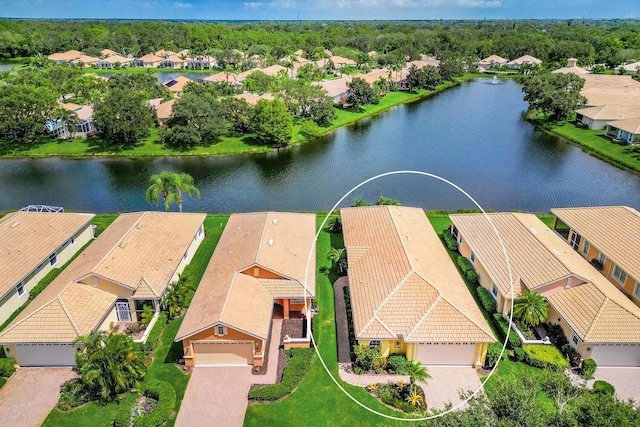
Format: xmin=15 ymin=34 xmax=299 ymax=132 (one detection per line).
xmin=366 ymin=382 xmax=426 ymax=413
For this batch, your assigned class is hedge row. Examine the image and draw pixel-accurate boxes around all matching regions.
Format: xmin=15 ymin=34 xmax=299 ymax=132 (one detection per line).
xmin=476 ymin=286 xmax=497 ymax=313
xmin=248 ymin=348 xmax=314 ymax=401
xmin=442 ymin=229 xmax=458 ymax=251
xmin=113 ymin=380 xmax=176 ymax=427
xmin=137 ymin=312 xmax=168 ymax=354
xmin=456 ymin=255 xmax=478 ymax=284
xmin=493 ymin=313 xmax=521 ymax=349
xmin=522 ymin=345 xmax=569 ymax=372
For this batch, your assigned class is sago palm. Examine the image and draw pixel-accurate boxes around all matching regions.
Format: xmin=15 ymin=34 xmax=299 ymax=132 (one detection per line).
xmin=513 ymin=291 xmax=549 ymax=327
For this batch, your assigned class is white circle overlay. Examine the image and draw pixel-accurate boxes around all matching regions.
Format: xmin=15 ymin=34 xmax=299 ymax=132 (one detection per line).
xmin=302 ymin=170 xmax=515 ymax=421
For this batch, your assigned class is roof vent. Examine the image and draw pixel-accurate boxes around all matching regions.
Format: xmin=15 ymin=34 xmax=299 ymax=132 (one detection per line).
xmin=530 ymin=227 xmax=538 ymax=234
xmin=552 ymin=248 xmax=561 ymax=256
xmin=119 ymin=241 xmax=127 ymax=248
xmin=406 ymin=236 xmax=412 ymax=241
xmin=268 ymin=239 xmax=273 ymax=246
xmin=9 ymin=222 xmax=19 ymax=228
xmin=273 ymin=218 xmax=278 ymax=225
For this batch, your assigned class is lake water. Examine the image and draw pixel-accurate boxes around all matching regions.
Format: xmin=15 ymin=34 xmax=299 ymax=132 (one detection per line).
xmin=1 ymin=79 xmax=640 ymax=214
xmin=99 ymin=72 xmax=211 ymax=83
xmin=0 ymin=61 xmax=16 ymax=72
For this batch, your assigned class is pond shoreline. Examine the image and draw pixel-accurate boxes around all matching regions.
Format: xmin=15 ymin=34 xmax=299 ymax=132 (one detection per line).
xmin=0 ymin=74 xmax=496 ymax=160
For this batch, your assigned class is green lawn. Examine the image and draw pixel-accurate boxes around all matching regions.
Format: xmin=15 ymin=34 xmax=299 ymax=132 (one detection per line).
xmin=244 ymin=217 xmax=412 ymax=427
xmin=43 ymin=215 xmax=228 ymax=427
xmin=546 ymin=122 xmax=640 ymax=174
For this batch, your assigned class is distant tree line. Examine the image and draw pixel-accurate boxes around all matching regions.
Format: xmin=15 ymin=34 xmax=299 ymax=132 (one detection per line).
xmin=1 ymin=19 xmax=640 ymax=68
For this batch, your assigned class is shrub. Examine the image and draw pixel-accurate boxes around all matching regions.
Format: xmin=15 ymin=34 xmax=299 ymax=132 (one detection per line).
xmin=29 ymin=268 xmax=61 ymax=300
xmin=476 ymin=286 xmax=497 ymax=313
xmin=299 ymin=120 xmax=323 ymax=138
xmin=442 ymin=229 xmax=458 ymax=251
xmin=561 ymin=344 xmax=582 ymax=368
xmin=353 ymin=345 xmax=384 ymax=372
xmin=514 ymin=347 xmax=526 ymax=362
xmin=387 ymin=354 xmax=410 ymax=374
xmin=0 ymin=358 xmax=16 ymax=377
xmin=523 ymin=345 xmax=569 ymax=372
xmin=57 ymin=378 xmax=97 ymax=411
xmin=145 ymin=312 xmax=167 ymax=349
xmin=327 ymin=217 xmax=342 ymax=233
xmin=545 ymin=323 xmax=568 ymax=348
xmin=456 ymin=255 xmax=478 ymax=284
xmin=592 ymin=380 xmax=615 ymax=396
xmin=485 ymin=342 xmax=503 ymax=368
xmin=133 ymin=380 xmax=177 ymax=427
xmin=581 ymin=358 xmax=597 ymax=380
xmin=140 ymin=305 xmax=155 ymax=328
xmin=493 ymin=313 xmax=521 ymax=349
xmin=248 ymin=348 xmax=314 ymax=400
xmin=126 ymin=323 xmax=143 ymax=334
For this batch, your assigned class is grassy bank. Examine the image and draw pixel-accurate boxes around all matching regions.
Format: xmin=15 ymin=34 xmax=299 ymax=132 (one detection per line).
xmin=0 ymin=74 xmax=481 ymax=159
xmin=538 ymin=121 xmax=640 ymax=175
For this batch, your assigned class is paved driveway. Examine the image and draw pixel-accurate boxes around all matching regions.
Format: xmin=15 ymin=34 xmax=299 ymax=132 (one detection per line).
xmin=594 ymin=367 xmax=640 ymax=405
xmin=418 ymin=367 xmax=483 ymax=411
xmin=175 ymin=366 xmax=254 ymax=427
xmin=0 ymin=368 xmax=76 ymax=427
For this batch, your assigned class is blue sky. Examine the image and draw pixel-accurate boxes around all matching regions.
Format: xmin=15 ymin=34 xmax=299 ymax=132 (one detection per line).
xmin=2 ymin=0 xmax=638 ymax=20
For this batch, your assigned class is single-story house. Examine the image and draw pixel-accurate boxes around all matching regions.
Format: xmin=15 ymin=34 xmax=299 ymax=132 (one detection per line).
xmin=100 ymin=48 xmax=119 ymax=57
xmin=97 ymin=55 xmax=133 ymax=69
xmin=604 ymin=117 xmax=640 ymax=144
xmin=71 ymin=54 xmax=101 ymax=68
xmin=260 ymin=64 xmax=287 ymax=77
xmin=133 ymin=53 xmax=164 ymax=68
xmin=175 ymin=212 xmax=316 ymax=367
xmin=203 ymin=71 xmax=237 ymax=84
xmin=419 ymin=55 xmax=441 ymax=67
xmin=313 ymin=77 xmax=352 ymax=103
xmin=450 ymin=212 xmax=640 ymax=366
xmin=342 ymin=206 xmax=495 ymax=368
xmin=162 ymin=76 xmax=195 ymax=98
xmin=552 ymin=58 xmax=589 ymax=75
xmin=477 ymin=55 xmax=509 ymax=72
xmin=159 ymin=54 xmax=188 ymax=69
xmin=47 ymin=50 xmax=83 ymax=64
xmin=351 ymin=69 xmax=388 ymax=87
xmin=551 ymin=206 xmax=640 ymax=307
xmin=187 ymin=56 xmax=216 ymax=69
xmin=155 ymin=49 xmax=176 ymax=59
xmin=48 ymin=103 xmax=96 ymax=138
xmin=0 ymin=212 xmax=206 ymax=367
xmin=234 ymin=92 xmax=275 ymax=106
xmin=575 ymin=105 xmax=640 ymax=130
xmin=506 ymin=55 xmax=542 ymax=69
xmin=0 ymin=211 xmax=95 ymax=325
xmin=622 ymin=61 xmax=640 ymax=73
xmin=154 ymin=99 xmax=176 ymax=125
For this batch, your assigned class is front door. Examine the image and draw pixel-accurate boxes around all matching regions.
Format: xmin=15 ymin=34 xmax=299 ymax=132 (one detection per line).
xmin=116 ymin=300 xmax=132 ymax=322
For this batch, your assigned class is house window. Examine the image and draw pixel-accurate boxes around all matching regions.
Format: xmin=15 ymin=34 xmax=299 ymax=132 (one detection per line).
xmin=183 ymin=250 xmax=188 ymax=262
xmin=491 ymin=284 xmax=498 ymax=298
xmin=598 ymin=252 xmax=606 ymax=264
xmin=633 ymin=283 xmax=640 ymax=300
xmin=16 ymin=282 xmax=25 ymax=297
xmin=458 ymin=235 xmax=463 ymax=245
xmin=451 ymin=226 xmax=459 ymax=239
xmin=470 ymin=252 xmax=476 ymax=264
xmin=613 ymin=265 xmax=627 ymax=285
xmin=71 ymin=236 xmax=76 ymax=245
xmin=49 ymin=253 xmax=58 ymax=267
xmin=368 ymin=340 xmax=381 ymax=349
xmin=216 ymin=326 xmax=225 ymax=336
xmin=581 ymin=241 xmax=590 ymax=257
xmin=198 ymin=225 xmax=204 ymax=238
xmin=570 ymin=332 xmax=581 ymax=349
xmin=569 ymin=232 xmax=581 ymax=251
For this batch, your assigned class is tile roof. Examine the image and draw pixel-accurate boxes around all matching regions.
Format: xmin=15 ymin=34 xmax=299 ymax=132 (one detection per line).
xmin=451 ymin=212 xmax=640 ymax=343
xmin=176 ymin=212 xmax=316 ymax=341
xmin=260 ymin=64 xmax=287 ymax=76
xmin=162 ymin=76 xmax=194 ymax=92
xmin=313 ymin=77 xmax=352 ymax=97
xmin=342 ymin=206 xmax=494 ymax=343
xmin=203 ymin=71 xmax=237 ymax=83
xmin=0 ymin=282 xmax=117 ymax=343
xmin=506 ymin=55 xmax=542 ymax=66
xmin=479 ymin=55 xmax=509 ymax=64
xmin=154 ymin=99 xmax=176 ymax=121
xmin=234 ymin=92 xmax=275 ymax=106
xmin=100 ymin=49 xmax=119 ymax=57
xmin=552 ymin=66 xmax=589 ymax=75
xmin=551 ymin=206 xmax=640 ymax=281
xmin=47 ymin=50 xmax=83 ymax=61
xmin=137 ymin=53 xmax=164 ymax=64
xmin=0 ymin=212 xmax=94 ymax=298
xmin=576 ymin=105 xmax=640 ymax=121
xmin=72 ymin=54 xmax=100 ymax=65
xmin=606 ymin=117 xmax=640 ymax=134
xmin=100 ymin=55 xmax=132 ymax=64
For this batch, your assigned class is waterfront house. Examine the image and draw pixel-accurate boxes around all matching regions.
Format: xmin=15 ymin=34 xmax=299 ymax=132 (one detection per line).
xmin=551 ymin=206 xmax=640 ymax=306
xmin=155 ymin=49 xmax=176 ymax=59
xmin=162 ymin=76 xmax=194 ymax=98
xmin=176 ymin=212 xmax=316 ymax=367
xmin=0 ymin=211 xmax=94 ymax=325
xmin=0 ymin=212 xmax=206 ymax=367
xmin=552 ymin=58 xmax=589 ymax=75
xmin=159 ymin=54 xmax=188 ymax=69
xmin=100 ymin=48 xmax=119 ymax=57
xmin=203 ymin=71 xmax=237 ymax=84
xmin=477 ymin=55 xmax=509 ymax=72
xmin=450 ymin=212 xmax=640 ymax=366
xmin=71 ymin=54 xmax=101 ymax=68
xmin=154 ymin=99 xmax=176 ymax=125
xmin=133 ymin=53 xmax=164 ymax=68
xmin=96 ymin=55 xmax=133 ymax=69
xmin=342 ymin=206 xmax=495 ymax=367
xmin=575 ymin=105 xmax=640 ymax=130
xmin=47 ymin=50 xmax=83 ymax=64
xmin=314 ymin=77 xmax=351 ymax=103
xmin=604 ymin=118 xmax=640 ymax=144
xmin=506 ymin=55 xmax=542 ymax=69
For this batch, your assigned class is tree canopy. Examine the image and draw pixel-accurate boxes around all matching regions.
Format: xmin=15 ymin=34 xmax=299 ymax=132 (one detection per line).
xmin=522 ymin=73 xmax=587 ymax=121
xmin=252 ymin=99 xmax=293 ymax=146
xmin=93 ymin=88 xmax=155 ymax=146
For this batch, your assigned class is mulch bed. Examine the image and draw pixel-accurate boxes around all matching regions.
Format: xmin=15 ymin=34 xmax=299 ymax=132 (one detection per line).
xmin=281 ymin=318 xmax=305 ymax=339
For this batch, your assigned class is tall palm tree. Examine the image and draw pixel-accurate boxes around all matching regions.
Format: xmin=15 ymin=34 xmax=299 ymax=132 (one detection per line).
xmin=513 ymin=291 xmax=549 ymax=327
xmin=145 ymin=171 xmax=200 ymax=212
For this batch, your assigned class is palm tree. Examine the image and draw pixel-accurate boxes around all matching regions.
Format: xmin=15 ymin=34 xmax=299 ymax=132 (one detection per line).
xmin=145 ymin=171 xmax=200 ymax=212
xmin=327 ymin=247 xmax=347 ymax=275
xmin=75 ymin=331 xmax=147 ymax=402
xmin=513 ymin=291 xmax=549 ymax=327
xmin=406 ymin=359 xmax=431 ymax=393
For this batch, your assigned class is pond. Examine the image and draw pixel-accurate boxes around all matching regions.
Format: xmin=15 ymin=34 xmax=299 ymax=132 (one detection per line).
xmin=1 ymin=79 xmax=639 ymax=214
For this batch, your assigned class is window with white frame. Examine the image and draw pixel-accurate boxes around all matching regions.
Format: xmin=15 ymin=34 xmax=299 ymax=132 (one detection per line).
xmin=216 ymin=325 xmax=225 ymax=336
xmin=16 ymin=282 xmax=25 ymax=297
xmin=570 ymin=332 xmax=581 ymax=349
xmin=569 ymin=231 xmax=581 ymax=250
xmin=581 ymin=241 xmax=590 ymax=257
xmin=71 ymin=236 xmax=76 ymax=245
xmin=491 ymin=284 xmax=498 ymax=298
xmin=48 ymin=252 xmax=58 ymax=267
xmin=368 ymin=340 xmax=381 ymax=349
xmin=470 ymin=252 xmax=476 ymax=264
xmin=634 ymin=283 xmax=640 ymax=300
xmin=613 ymin=265 xmax=627 ymax=285
xmin=598 ymin=252 xmax=606 ymax=264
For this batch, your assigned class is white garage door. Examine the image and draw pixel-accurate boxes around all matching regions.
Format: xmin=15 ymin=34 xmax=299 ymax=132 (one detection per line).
xmin=15 ymin=343 xmax=77 ymax=367
xmin=193 ymin=341 xmax=253 ymax=366
xmin=591 ymin=344 xmax=640 ymax=367
xmin=416 ymin=343 xmax=477 ymax=366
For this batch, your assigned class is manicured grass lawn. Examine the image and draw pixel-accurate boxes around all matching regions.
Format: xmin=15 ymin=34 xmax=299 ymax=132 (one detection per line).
xmin=547 ymin=122 xmax=640 ymax=174
xmin=92 ymin=214 xmax=119 ymax=236
xmin=0 ymin=377 xmax=6 ymax=389
xmin=244 ymin=217 xmax=412 ymax=427
xmin=43 ymin=215 xmax=228 ymax=427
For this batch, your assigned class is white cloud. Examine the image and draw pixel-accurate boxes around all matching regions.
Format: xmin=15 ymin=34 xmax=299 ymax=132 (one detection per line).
xmin=244 ymin=0 xmax=296 ymax=8
xmin=173 ymin=1 xmax=192 ymax=8
xmin=322 ymin=0 xmax=501 ymax=9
